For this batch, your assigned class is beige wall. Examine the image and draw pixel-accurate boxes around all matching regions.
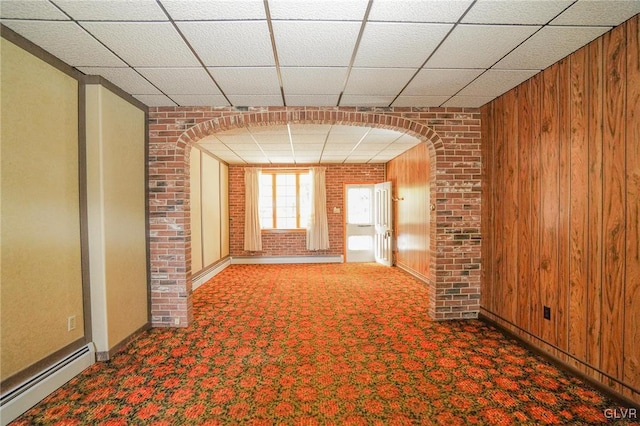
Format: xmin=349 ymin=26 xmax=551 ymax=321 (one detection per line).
xmin=220 ymin=163 xmax=230 ymax=258
xmin=86 ymin=84 xmax=148 ymax=355
xmin=202 ymin=154 xmax=221 ymax=266
xmin=190 ymin=149 xmax=203 ymax=272
xmin=0 ymin=38 xmax=84 ymax=380
xmin=189 ymin=147 xmax=229 ymax=276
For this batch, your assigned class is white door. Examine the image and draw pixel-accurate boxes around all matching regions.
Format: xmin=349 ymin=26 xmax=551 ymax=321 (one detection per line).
xmin=345 ymin=184 xmax=375 ymax=262
xmin=374 ymin=181 xmax=393 ymax=266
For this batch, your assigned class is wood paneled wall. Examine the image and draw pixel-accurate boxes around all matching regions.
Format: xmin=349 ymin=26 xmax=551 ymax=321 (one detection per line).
xmin=481 ymin=15 xmax=639 ymax=404
xmin=386 ymin=142 xmax=431 ymax=281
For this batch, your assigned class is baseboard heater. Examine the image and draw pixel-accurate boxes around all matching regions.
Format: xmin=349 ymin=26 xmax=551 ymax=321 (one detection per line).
xmin=231 ymin=255 xmax=344 ymax=265
xmin=0 ymin=343 xmax=95 ymax=426
xmin=192 ymin=257 xmax=232 ymax=291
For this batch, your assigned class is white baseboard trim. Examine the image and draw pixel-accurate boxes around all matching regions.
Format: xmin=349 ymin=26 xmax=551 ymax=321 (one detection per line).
xmin=231 ymin=255 xmax=344 ymax=265
xmin=0 ymin=343 xmax=96 ymax=426
xmin=192 ymin=258 xmax=231 ymax=291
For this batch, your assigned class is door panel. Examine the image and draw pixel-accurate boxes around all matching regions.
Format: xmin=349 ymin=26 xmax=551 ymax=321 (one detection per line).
xmin=374 ymin=181 xmax=393 ymax=266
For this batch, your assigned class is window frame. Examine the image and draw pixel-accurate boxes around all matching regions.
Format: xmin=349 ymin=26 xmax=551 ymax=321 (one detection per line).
xmin=259 ymin=169 xmax=310 ymax=231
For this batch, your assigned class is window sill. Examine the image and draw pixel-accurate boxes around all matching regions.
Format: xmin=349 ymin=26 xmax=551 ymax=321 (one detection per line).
xmin=261 ymin=228 xmax=306 ymax=234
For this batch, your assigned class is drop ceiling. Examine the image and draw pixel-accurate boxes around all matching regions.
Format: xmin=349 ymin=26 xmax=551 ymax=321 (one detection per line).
xmin=1 ymin=0 xmax=638 ymax=164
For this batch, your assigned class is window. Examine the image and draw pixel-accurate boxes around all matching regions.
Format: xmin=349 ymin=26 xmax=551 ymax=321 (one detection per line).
xmin=259 ymin=170 xmax=311 ymax=229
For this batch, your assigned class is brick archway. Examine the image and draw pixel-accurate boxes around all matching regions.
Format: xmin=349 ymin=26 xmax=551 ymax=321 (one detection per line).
xmin=148 ymin=107 xmax=481 ymax=327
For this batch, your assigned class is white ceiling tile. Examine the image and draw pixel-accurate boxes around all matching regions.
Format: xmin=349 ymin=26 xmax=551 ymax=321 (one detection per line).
xmin=339 ymin=95 xmax=396 ymax=106
xmin=425 ymin=24 xmax=540 ymax=68
xmin=457 ymin=69 xmax=539 ymax=97
xmin=169 ymin=94 xmax=230 ymax=106
xmin=227 ymin=142 xmax=262 ymax=151
xmin=323 ymin=142 xmax=359 ymax=151
xmin=323 ymin=146 xmax=356 ymax=153
xmin=209 ymin=67 xmax=280 ymax=94
xmin=551 ymin=0 xmax=640 ymax=26
xmin=364 ymin=134 xmax=402 ymax=144
xmin=326 ymin=134 xmax=366 ymax=146
xmin=296 ymin=155 xmax=322 ymax=163
xmin=375 ymin=148 xmax=405 ymax=158
xmin=369 ymin=127 xmax=405 ymax=136
xmin=178 ymin=21 xmax=274 ymax=67
xmin=354 ymin=23 xmax=452 ymax=67
xmin=392 ymin=95 xmax=450 ymax=107
xmin=320 ymin=155 xmax=347 ymax=163
xmin=260 ymin=151 xmax=293 ymax=158
xmin=345 ymin=155 xmax=374 ymax=163
xmin=196 ymin=135 xmax=220 ymax=144
xmin=81 ymin=22 xmax=199 ymax=67
xmin=269 ymin=0 xmax=369 ymax=20
xmin=137 ymin=68 xmax=221 ymax=95
xmin=325 ymin=140 xmax=365 ymax=149
xmin=353 ymin=143 xmax=388 ymax=152
xmin=259 ymin=144 xmax=292 ymax=151
xmin=343 ymin=68 xmax=414 ymax=95
xmin=199 ymin=142 xmax=231 ymax=152
xmin=329 ymin=125 xmax=370 ymax=135
xmin=0 ymin=0 xmax=69 ymax=19
xmin=294 ymin=146 xmax=325 ymax=155
xmin=254 ymin=136 xmax=289 ymax=145
xmin=215 ymin=132 xmax=252 ymax=143
xmin=160 ymin=0 xmax=266 ymax=20
xmin=281 ymin=68 xmax=347 ymax=95
xmin=238 ymin=155 xmax=270 ymax=164
xmin=214 ymin=154 xmax=245 ymax=164
xmin=495 ymin=26 xmax=612 ymax=70
xmin=291 ymin=135 xmax=327 ymax=145
xmin=442 ymin=96 xmax=495 ymax=107
xmin=462 ymin=0 xmax=574 ymax=24
xmin=371 ymin=155 xmax=395 ymax=162
xmin=1 ymin=21 xmax=127 ymax=67
xmin=402 ymin=68 xmax=484 ymax=96
xmin=217 ymin=127 xmax=251 ymax=136
xmin=248 ymin=125 xmax=288 ymax=135
xmin=267 ymin=155 xmax=295 ymax=163
xmin=368 ymin=0 xmax=474 ymax=22
xmin=133 ymin=94 xmax=177 ymax=106
xmin=273 ymin=21 xmax=360 ymax=66
xmin=53 ymin=0 xmax=167 ymax=21
xmin=289 ymin=124 xmax=332 ymax=134
xmin=199 ymin=145 xmax=242 ymax=160
xmin=78 ymin=67 xmax=161 ymax=94
xmin=394 ymin=134 xmax=422 ymax=145
xmin=227 ymin=95 xmax=284 ymax=106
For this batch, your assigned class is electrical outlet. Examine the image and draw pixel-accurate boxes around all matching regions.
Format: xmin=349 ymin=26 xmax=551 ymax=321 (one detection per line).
xmin=543 ymin=306 xmax=551 ymax=320
xmin=67 ymin=315 xmax=77 ymax=331
xmin=174 ymin=318 xmax=180 ymax=326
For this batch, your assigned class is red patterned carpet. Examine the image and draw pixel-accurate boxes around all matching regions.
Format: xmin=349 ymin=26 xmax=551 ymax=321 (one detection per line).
xmin=13 ymin=263 xmax=639 ymax=425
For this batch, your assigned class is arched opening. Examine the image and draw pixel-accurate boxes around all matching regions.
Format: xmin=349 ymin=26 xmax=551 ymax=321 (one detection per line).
xmin=148 ymin=107 xmax=481 ymax=327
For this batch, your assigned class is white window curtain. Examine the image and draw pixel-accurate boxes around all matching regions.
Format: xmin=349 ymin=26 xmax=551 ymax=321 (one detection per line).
xmin=306 ymin=167 xmax=330 ymax=250
xmin=244 ymin=167 xmax=262 ymax=251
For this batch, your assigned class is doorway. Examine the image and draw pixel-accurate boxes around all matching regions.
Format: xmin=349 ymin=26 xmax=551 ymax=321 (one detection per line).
xmin=345 ymin=182 xmax=393 ymax=265
xmin=345 ymin=184 xmax=375 ymax=262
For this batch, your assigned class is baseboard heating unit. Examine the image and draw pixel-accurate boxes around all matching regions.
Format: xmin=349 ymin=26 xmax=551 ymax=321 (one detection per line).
xmin=0 ymin=343 xmax=95 ymax=426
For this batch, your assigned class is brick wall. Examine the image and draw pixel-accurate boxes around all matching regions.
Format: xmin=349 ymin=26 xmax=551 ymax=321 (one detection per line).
xmin=228 ymin=164 xmax=385 ymax=257
xmin=148 ymin=106 xmax=481 ymax=326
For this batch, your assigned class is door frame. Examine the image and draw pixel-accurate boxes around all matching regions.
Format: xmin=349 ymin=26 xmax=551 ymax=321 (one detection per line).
xmin=343 ymin=182 xmax=377 ymax=263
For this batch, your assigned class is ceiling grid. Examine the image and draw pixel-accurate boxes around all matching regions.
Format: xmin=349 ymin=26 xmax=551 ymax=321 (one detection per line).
xmin=1 ymin=0 xmax=638 ymax=162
